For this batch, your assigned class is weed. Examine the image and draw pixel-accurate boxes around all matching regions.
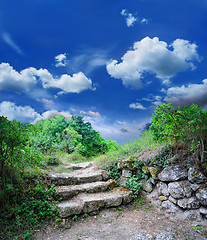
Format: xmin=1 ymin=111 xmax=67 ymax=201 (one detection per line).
xmin=126 ymin=175 xmax=142 ymax=198
xmin=72 ymin=215 xmax=79 ymax=221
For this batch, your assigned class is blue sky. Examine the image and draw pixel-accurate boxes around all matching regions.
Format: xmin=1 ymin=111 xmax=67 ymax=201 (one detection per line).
xmin=0 ymin=0 xmax=207 ymax=144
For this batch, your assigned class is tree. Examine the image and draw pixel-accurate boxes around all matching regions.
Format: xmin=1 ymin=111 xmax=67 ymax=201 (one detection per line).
xmin=150 ymin=103 xmax=207 ymax=162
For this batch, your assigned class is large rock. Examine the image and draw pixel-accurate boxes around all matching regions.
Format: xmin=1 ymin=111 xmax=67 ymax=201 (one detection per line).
xmin=161 ymin=200 xmax=181 ymax=213
xmin=158 ymin=165 xmax=188 ymax=182
xmin=141 ymin=179 xmax=153 ymax=193
xmin=155 ymin=232 xmax=176 ymax=240
xmin=118 ymin=158 xmax=135 ymax=170
xmin=148 ymin=166 xmax=160 ymax=180
xmin=157 ymin=182 xmax=169 ymax=196
xmin=184 ymin=209 xmax=203 ymax=221
xmin=168 ymin=181 xmax=193 ymax=199
xmin=188 ymin=166 xmax=207 ymax=183
xmin=196 ymin=186 xmax=207 ymax=206
xmin=177 ymin=197 xmax=200 ymax=209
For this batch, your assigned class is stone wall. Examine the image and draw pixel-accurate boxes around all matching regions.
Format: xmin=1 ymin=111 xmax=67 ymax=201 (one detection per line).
xmin=117 ymin=159 xmax=207 ymax=223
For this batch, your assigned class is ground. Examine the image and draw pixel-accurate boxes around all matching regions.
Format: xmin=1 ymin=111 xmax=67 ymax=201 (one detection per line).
xmin=35 ymin=194 xmax=207 ymax=240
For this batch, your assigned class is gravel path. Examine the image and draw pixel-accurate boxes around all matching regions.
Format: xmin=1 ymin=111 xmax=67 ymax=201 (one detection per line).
xmin=35 ymin=197 xmax=207 ymax=240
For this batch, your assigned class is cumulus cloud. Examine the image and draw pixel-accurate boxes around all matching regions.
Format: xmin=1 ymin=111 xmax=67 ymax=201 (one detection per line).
xmin=0 ymin=63 xmax=94 ymax=94
xmin=106 ymin=37 xmax=200 ymax=88
xmin=164 ymin=79 xmax=207 ymax=107
xmin=46 ymin=72 xmax=95 ymax=94
xmin=2 ymin=32 xmax=24 ymax=55
xmin=121 ymin=9 xmax=137 ymax=27
xmin=129 ymin=102 xmax=146 ymax=110
xmin=55 ymin=53 xmax=68 ymax=67
xmin=0 ymin=63 xmax=37 ymax=91
xmin=0 ymin=101 xmax=41 ymax=122
xmin=0 ymin=101 xmax=72 ymax=123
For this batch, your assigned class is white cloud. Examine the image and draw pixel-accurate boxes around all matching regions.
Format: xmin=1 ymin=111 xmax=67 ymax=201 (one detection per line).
xmin=2 ymin=32 xmax=24 ymax=55
xmin=44 ymin=72 xmax=95 ymax=94
xmin=68 ymin=48 xmax=109 ymax=74
xmin=55 ymin=53 xmax=68 ymax=67
xmin=129 ymin=102 xmax=146 ymax=110
xmin=0 ymin=63 xmax=94 ymax=94
xmin=0 ymin=101 xmax=41 ymax=122
xmin=83 ymin=113 xmax=150 ymax=144
xmin=106 ymin=37 xmax=200 ymax=88
xmin=80 ymin=110 xmax=101 ymax=117
xmin=0 ymin=101 xmax=72 ymax=123
xmin=121 ymin=9 xmax=137 ymax=27
xmin=141 ymin=18 xmax=149 ymax=24
xmin=164 ymin=79 xmax=207 ymax=107
xmin=0 ymin=63 xmax=36 ymax=91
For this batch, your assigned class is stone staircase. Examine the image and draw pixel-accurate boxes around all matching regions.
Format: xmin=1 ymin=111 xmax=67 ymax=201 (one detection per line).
xmin=48 ymin=162 xmax=133 ymax=219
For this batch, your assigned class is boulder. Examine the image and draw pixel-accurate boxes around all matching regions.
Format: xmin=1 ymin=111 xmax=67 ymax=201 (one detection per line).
xmin=177 ymin=197 xmax=200 ymax=209
xmin=168 ymin=181 xmax=193 ymax=199
xmin=196 ymin=186 xmax=207 ymax=206
xmin=141 ymin=179 xmax=153 ymax=193
xmin=161 ymin=200 xmax=181 ymax=213
xmin=188 ymin=166 xmax=207 ymax=183
xmin=158 ymin=165 xmax=188 ymax=182
xmin=157 ymin=182 xmax=169 ymax=196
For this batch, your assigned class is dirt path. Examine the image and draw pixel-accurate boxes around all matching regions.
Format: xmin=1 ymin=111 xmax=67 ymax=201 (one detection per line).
xmin=35 ymin=196 xmax=207 ymax=240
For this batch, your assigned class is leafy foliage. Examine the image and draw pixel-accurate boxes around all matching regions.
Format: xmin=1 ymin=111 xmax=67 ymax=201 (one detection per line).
xmin=126 ymin=175 xmax=142 ymax=198
xmin=150 ymin=103 xmax=207 ymax=162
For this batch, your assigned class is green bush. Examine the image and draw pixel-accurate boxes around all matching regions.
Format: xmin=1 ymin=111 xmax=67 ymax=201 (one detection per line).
xmin=150 ymin=103 xmax=207 ymax=162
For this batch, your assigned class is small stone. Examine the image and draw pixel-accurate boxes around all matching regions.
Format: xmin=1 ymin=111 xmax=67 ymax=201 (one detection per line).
xmin=122 ymin=169 xmax=132 ymax=178
xmin=196 ymin=186 xmax=207 ymax=206
xmin=159 ymin=196 xmax=168 ymax=201
xmin=155 ymin=232 xmax=176 ymax=240
xmin=117 ymin=177 xmax=129 ymax=188
xmin=188 ymin=166 xmax=207 ymax=183
xmin=158 ymin=165 xmax=188 ymax=182
xmin=168 ymin=196 xmax=177 ymax=205
xmin=141 ymin=179 xmax=153 ymax=193
xmin=200 ymin=207 xmax=207 ymax=219
xmin=177 ymin=197 xmax=200 ymax=209
xmin=130 ymin=232 xmax=153 ymax=240
xmin=191 ymin=183 xmax=201 ymax=191
xmin=157 ymin=182 xmax=169 ymax=196
xmin=58 ymin=218 xmax=72 ymax=229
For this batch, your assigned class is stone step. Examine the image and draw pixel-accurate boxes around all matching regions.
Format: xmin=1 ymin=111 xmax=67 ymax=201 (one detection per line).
xmin=48 ymin=167 xmax=110 ymax=186
xmin=64 ymin=161 xmax=93 ymax=170
xmin=57 ymin=187 xmax=133 ymax=218
xmin=55 ymin=179 xmax=115 ymax=200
